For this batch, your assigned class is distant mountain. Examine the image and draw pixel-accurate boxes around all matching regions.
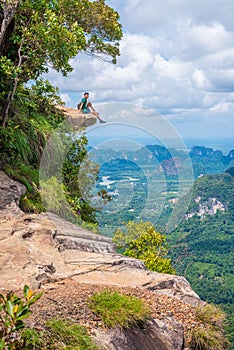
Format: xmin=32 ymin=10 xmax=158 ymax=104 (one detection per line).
xmin=226 ymin=166 xmax=234 ymax=178
xmin=91 ymin=144 xmax=234 ymax=179
xmin=189 ymin=146 xmax=234 ymax=176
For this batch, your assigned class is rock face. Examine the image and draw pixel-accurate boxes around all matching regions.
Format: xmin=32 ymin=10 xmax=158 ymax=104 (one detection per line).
xmin=0 ymin=171 xmax=200 ymax=304
xmin=93 ymin=318 xmax=184 ymax=350
xmin=0 ymin=171 xmax=201 ymax=349
xmin=55 ymin=105 xmax=97 ymax=129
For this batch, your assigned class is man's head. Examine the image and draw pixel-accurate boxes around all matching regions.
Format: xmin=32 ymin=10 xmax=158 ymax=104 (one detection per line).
xmin=84 ymin=92 xmax=89 ymax=98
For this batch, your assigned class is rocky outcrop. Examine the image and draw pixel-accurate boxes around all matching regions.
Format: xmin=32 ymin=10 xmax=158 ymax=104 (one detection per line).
xmin=0 ymin=171 xmax=200 ymax=305
xmin=0 ymin=171 xmax=203 ymax=349
xmin=55 ymin=104 xmax=97 ymax=129
xmin=0 ymin=171 xmax=26 ymax=213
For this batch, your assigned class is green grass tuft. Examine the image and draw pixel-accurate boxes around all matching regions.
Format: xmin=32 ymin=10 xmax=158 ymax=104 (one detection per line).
xmin=21 ymin=328 xmax=45 ymax=348
xmin=187 ymin=303 xmax=230 ymax=350
xmin=89 ymin=290 xmax=150 ymax=328
xmin=20 ymin=319 xmax=97 ymax=350
xmin=188 ymin=325 xmax=229 ymax=350
xmin=195 ymin=304 xmax=227 ymax=329
xmin=46 ymin=319 xmax=98 ymax=350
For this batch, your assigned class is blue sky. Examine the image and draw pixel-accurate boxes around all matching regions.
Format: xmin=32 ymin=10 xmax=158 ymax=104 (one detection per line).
xmin=46 ymin=0 xmax=234 ymax=140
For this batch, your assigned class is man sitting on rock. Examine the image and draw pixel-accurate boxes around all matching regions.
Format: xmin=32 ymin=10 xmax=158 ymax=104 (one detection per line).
xmin=78 ymin=92 xmax=106 ymax=123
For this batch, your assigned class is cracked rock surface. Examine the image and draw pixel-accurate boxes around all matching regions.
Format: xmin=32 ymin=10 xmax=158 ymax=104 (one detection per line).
xmin=0 ymin=171 xmax=200 ymax=308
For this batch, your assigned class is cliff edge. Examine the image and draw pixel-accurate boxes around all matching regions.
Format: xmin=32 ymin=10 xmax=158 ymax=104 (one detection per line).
xmin=0 ymin=171 xmax=202 ymax=350
xmin=55 ymin=105 xmax=97 ymax=129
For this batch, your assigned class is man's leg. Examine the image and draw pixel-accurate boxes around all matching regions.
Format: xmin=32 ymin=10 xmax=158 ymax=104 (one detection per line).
xmin=90 ymin=111 xmax=106 ymax=123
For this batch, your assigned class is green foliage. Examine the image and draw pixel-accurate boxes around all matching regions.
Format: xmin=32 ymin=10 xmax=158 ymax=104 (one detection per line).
xmin=5 ymin=164 xmax=45 ymax=213
xmin=186 ymin=304 xmax=230 ymax=350
xmin=20 ymin=328 xmax=44 ymax=348
xmin=0 ymin=83 xmax=64 ymax=167
xmin=20 ymin=319 xmax=98 ymax=349
xmin=89 ymin=290 xmax=150 ymax=329
xmin=113 ymin=221 xmax=175 ymax=274
xmin=46 ymin=319 xmax=98 ymax=350
xmin=40 ymin=176 xmax=74 ymax=218
xmin=62 ymin=133 xmax=99 ymax=224
xmin=195 ymin=304 xmax=227 ymax=328
xmin=0 ymin=81 xmax=65 ymax=213
xmin=169 ymin=173 xmax=234 ymax=347
xmin=188 ymin=326 xmax=229 ymax=350
xmin=0 ymin=285 xmax=43 ymax=349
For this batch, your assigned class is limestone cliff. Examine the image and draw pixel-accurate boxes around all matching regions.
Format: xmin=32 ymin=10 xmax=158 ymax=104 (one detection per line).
xmin=0 ymin=171 xmax=201 ymax=350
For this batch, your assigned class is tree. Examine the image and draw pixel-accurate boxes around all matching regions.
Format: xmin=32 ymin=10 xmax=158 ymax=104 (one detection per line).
xmin=113 ymin=221 xmax=176 ymax=274
xmin=0 ymin=0 xmax=122 ymax=126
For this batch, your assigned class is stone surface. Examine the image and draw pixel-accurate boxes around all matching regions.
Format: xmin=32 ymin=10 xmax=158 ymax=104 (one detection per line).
xmin=0 ymin=171 xmax=26 ymax=212
xmin=55 ymin=105 xmax=97 ymax=129
xmin=0 ymin=171 xmax=200 ymax=308
xmin=93 ymin=317 xmax=184 ymax=350
xmin=0 ymin=171 xmax=204 ymax=349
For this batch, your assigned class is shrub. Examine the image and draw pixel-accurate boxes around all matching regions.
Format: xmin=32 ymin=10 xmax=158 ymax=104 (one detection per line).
xmin=0 ymin=285 xmax=43 ymax=350
xmin=113 ymin=221 xmax=175 ymax=274
xmin=89 ymin=290 xmax=150 ymax=328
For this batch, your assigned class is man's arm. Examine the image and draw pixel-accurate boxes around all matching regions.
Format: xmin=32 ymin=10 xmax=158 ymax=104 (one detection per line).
xmin=79 ymin=102 xmax=84 ymax=111
xmin=78 ymin=98 xmax=85 ymax=111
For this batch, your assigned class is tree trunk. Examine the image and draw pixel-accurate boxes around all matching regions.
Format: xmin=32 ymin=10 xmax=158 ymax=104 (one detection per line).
xmin=1 ymin=37 xmax=23 ymax=127
xmin=1 ymin=77 xmax=19 ymax=127
xmin=0 ymin=1 xmax=19 ymax=54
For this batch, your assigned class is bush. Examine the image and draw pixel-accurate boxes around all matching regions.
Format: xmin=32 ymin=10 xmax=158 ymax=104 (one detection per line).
xmin=0 ymin=285 xmax=43 ymax=350
xmin=89 ymin=290 xmax=150 ymax=328
xmin=113 ymin=221 xmax=175 ymax=274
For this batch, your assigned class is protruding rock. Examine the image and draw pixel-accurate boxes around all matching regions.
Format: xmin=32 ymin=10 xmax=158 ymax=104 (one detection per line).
xmin=55 ymin=105 xmax=97 ymax=129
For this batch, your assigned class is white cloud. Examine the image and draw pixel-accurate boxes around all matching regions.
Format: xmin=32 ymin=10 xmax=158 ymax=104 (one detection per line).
xmin=192 ymin=69 xmax=211 ymax=89
xmin=59 ymin=93 xmax=72 ymax=105
xmin=209 ymin=101 xmax=234 ymax=113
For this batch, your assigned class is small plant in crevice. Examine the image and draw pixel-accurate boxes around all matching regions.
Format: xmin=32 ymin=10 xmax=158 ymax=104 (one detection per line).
xmin=89 ymin=290 xmax=151 ymax=329
xmin=45 ymin=318 xmax=98 ymax=350
xmin=20 ymin=319 xmax=98 ymax=350
xmin=20 ymin=328 xmax=45 ymax=349
xmin=0 ymin=285 xmax=43 ymax=350
xmin=113 ymin=220 xmax=175 ymax=274
xmin=186 ymin=303 xmax=230 ymax=350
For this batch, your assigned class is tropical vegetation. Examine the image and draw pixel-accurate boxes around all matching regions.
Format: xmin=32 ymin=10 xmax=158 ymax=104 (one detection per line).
xmin=0 ymin=0 xmax=122 ymax=225
xmin=113 ymin=220 xmax=175 ymax=274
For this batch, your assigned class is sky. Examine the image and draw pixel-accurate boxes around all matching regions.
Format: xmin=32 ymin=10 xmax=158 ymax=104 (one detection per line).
xmin=45 ymin=0 xmax=234 ymax=141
